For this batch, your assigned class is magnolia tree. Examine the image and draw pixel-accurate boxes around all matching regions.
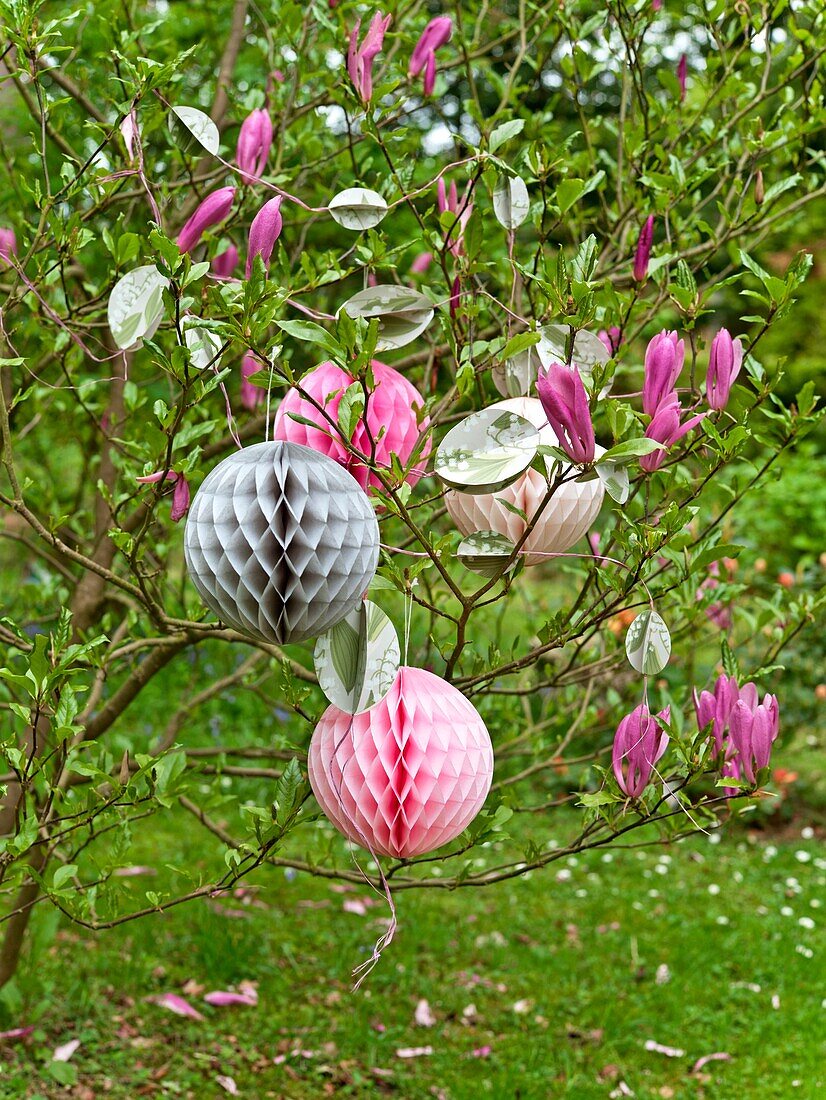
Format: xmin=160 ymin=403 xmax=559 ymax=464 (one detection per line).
xmin=0 ymin=0 xmax=823 ymax=985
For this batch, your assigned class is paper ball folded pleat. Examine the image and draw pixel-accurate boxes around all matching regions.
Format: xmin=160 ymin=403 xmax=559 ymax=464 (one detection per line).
xmin=273 ymin=359 xmax=431 ymax=491
xmin=184 ymin=441 xmax=379 ymax=645
xmin=308 ymin=667 xmax=493 ymax=858
xmin=445 ymin=397 xmax=604 ymax=566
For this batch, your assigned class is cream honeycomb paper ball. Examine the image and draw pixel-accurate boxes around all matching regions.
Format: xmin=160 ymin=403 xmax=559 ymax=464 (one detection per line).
xmin=445 ymin=397 xmax=604 ymax=566
xmin=184 ymin=441 xmax=380 ymax=645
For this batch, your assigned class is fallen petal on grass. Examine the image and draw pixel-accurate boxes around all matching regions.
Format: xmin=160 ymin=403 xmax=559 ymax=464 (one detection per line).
xmin=645 ymin=1039 xmax=686 ymax=1057
xmin=396 ymin=1046 xmax=433 ymax=1059
xmin=146 ymin=993 xmax=205 ymax=1020
xmin=414 ymin=998 xmax=436 ymax=1027
xmin=691 ymin=1052 xmax=732 ymax=1073
xmin=205 ymin=988 xmax=258 ymax=1007
xmin=216 ymin=1075 xmax=238 ymax=1094
xmin=52 ymin=1038 xmax=81 ymax=1062
xmin=0 ymin=1027 xmax=34 ymax=1042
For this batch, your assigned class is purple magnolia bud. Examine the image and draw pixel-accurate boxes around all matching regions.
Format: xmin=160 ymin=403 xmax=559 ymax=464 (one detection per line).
xmin=136 ymin=470 xmax=190 ymax=522
xmin=171 ymin=474 xmax=191 ymax=522
xmin=211 ymin=244 xmax=239 ymax=279
xmin=536 ymin=363 xmax=596 ymax=465
xmin=246 ymin=195 xmax=283 ymax=278
xmin=640 ymin=393 xmax=705 ymax=472
xmin=706 ymin=328 xmax=744 ymax=412
xmin=177 ymin=187 xmax=236 ymax=254
xmin=241 ymin=350 xmax=264 ymax=410
xmin=449 ymin=275 xmax=461 ymax=319
xmin=643 ymin=330 xmax=684 ymax=416
xmin=693 ymin=687 xmax=720 ymax=749
xmin=633 ymin=215 xmax=654 ymax=283
xmin=612 ymin=704 xmax=670 ymax=798
xmin=236 ymin=108 xmax=273 ymax=183
xmin=729 ymin=699 xmax=776 ymax=784
xmin=678 ymin=54 xmax=687 ymax=101
xmin=652 ymin=0 xmax=662 ymax=9
xmin=436 ymin=176 xmax=473 ymax=256
xmin=598 ymin=326 xmax=623 ymax=356
xmin=0 ymin=227 xmax=17 ymax=265
xmin=348 ymin=12 xmax=392 ymax=103
xmin=409 ymin=16 xmax=452 ymax=97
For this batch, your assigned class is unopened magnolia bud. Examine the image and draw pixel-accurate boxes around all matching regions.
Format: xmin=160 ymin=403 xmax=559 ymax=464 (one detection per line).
xmin=755 ymin=169 xmax=765 ymax=206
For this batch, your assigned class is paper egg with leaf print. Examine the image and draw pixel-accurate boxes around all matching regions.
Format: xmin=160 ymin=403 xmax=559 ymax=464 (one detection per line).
xmin=308 ymin=667 xmax=494 ymax=859
xmin=443 ymin=397 xmax=605 ymax=567
xmin=273 ymin=359 xmax=430 ymax=492
xmin=184 ymin=441 xmax=379 ymax=645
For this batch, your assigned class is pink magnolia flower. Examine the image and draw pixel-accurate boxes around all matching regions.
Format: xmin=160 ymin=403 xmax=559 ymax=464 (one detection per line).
xmin=643 ymin=330 xmax=684 ymax=416
xmin=136 ymin=470 xmax=190 ymax=522
xmin=598 ymin=326 xmax=623 ymax=356
xmin=612 ymin=704 xmax=670 ymax=798
xmin=0 ymin=227 xmax=17 ymax=264
xmin=408 ymin=16 xmax=452 ymax=96
xmin=706 ymin=328 xmax=744 ymax=412
xmin=236 ymin=109 xmax=273 ymax=182
xmin=240 ymin=350 xmax=265 ymax=410
xmin=729 ymin=698 xmax=779 ymax=784
xmin=678 ymin=54 xmax=687 ymax=101
xmin=537 ymin=363 xmax=596 ymax=465
xmin=693 ymin=673 xmax=779 ymax=793
xmin=211 ymin=244 xmax=238 ymax=279
xmin=633 ymin=215 xmax=654 ymax=282
xmin=348 ymin=12 xmax=392 ymax=103
xmin=246 ymin=195 xmax=283 ymax=278
xmin=410 ymin=251 xmax=433 ymax=274
xmin=695 ymin=561 xmax=732 ymax=631
xmin=437 ymin=177 xmax=474 ymax=255
xmin=178 ymin=187 xmax=236 ymax=254
xmin=640 ymin=393 xmax=704 ymax=472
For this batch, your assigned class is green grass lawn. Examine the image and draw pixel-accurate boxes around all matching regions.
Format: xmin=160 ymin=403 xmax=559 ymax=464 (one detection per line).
xmin=0 ymin=806 xmax=823 ymax=1099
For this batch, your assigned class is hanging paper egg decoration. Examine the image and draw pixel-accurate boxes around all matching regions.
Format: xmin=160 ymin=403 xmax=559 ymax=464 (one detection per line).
xmin=308 ymin=667 xmax=494 ymax=858
xmin=273 ymin=359 xmax=430 ymax=491
xmin=444 ymin=397 xmax=604 ymax=566
xmin=184 ymin=441 xmax=379 ymax=645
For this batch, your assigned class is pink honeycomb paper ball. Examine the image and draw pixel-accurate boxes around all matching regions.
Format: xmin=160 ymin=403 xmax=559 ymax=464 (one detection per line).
xmin=445 ymin=397 xmax=604 ymax=566
xmin=308 ymin=667 xmax=493 ymax=858
xmin=273 ymin=359 xmax=430 ymax=491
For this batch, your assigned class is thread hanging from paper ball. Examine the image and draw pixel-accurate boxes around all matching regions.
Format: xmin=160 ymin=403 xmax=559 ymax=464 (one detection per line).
xmin=184 ymin=441 xmax=379 ymax=645
xmin=308 ymin=667 xmax=493 ymax=858
xmin=273 ymin=359 xmax=431 ymax=491
xmin=445 ymin=397 xmax=604 ymax=566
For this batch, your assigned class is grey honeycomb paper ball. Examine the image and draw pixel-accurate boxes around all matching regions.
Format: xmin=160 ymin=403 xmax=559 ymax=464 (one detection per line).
xmin=184 ymin=441 xmax=380 ymax=645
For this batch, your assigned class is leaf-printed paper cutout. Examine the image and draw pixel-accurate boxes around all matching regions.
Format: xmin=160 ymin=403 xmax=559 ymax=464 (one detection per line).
xmin=457 ymin=531 xmax=516 ymax=578
xmin=435 ymin=407 xmax=540 ymax=494
xmin=328 ymin=188 xmax=388 ymax=231
xmin=108 ymin=265 xmax=169 ymax=349
xmin=170 ymin=106 xmax=220 ymax=156
xmin=539 ymin=325 xmax=609 ymax=369
xmin=314 ymin=600 xmax=400 ymax=714
xmin=342 ymin=286 xmax=434 ymax=351
xmin=596 ymin=460 xmax=629 ymax=504
xmin=625 ymin=611 xmax=672 ymax=675
xmin=182 ymin=318 xmax=222 ymax=370
xmin=493 ymin=174 xmax=530 ymax=229
xmin=492 ymin=346 xmax=542 ymax=398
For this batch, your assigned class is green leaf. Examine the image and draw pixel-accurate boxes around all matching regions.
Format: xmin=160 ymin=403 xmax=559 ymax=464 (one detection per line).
xmin=51 ymin=864 xmax=77 ymax=891
xmin=489 ymin=119 xmax=525 ymax=153
xmin=277 ymin=319 xmax=340 ymax=356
